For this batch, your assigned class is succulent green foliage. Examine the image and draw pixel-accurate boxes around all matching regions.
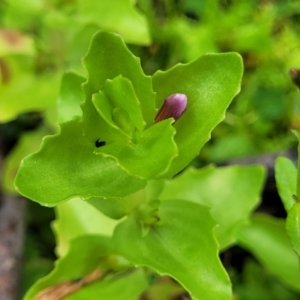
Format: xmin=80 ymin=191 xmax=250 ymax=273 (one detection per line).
xmin=15 ymin=31 xmax=243 ymax=207
xmin=237 ymin=214 xmax=300 ymax=291
xmin=14 ymin=119 xmax=145 ymax=206
xmin=81 ymin=31 xmax=242 ymax=159
xmin=145 ymin=179 xmax=165 ymax=202
xmin=286 ymin=202 xmax=300 ymax=257
xmin=152 ymin=52 xmax=243 ymax=176
xmin=275 ymin=157 xmax=297 ymax=212
xmin=87 ymin=189 xmax=148 ymax=221
xmin=95 ymin=118 xmax=177 ymax=179
xmin=57 ymin=72 xmax=85 ymax=123
xmin=52 ymin=198 xmax=118 ymax=257
xmin=24 ymin=235 xmax=147 ymax=300
xmin=105 ymin=76 xmax=146 ymax=132
xmin=113 ymin=200 xmax=232 ymax=300
xmin=159 ymin=165 xmax=266 ymax=249
xmin=81 ymin=31 xmax=156 ymax=143
xmin=92 ymin=91 xmax=130 ymax=143
xmin=2 ymin=128 xmax=48 ymax=194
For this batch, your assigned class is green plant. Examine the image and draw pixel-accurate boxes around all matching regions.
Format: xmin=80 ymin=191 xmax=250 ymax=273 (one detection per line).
xmin=275 ymin=138 xmax=300 ymax=269
xmin=13 ymin=30 xmax=300 ymax=299
xmin=0 ymin=0 xmax=151 ymax=194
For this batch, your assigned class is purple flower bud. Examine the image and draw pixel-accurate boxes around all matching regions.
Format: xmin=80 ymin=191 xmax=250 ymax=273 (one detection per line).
xmin=155 ymin=93 xmax=187 ymax=123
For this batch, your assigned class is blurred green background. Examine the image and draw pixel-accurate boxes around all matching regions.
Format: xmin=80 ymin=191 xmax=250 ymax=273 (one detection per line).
xmin=1 ymin=0 xmax=300 ymax=298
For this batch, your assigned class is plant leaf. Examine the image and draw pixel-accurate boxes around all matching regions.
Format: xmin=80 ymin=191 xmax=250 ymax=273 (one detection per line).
xmin=286 ymin=202 xmax=300 ymax=257
xmin=92 ymin=91 xmax=130 ymax=143
xmin=105 ymin=76 xmax=146 ymax=132
xmin=113 ymin=200 xmax=232 ymax=300
xmin=81 ymin=31 xmax=156 ymax=142
xmin=95 ymin=118 xmax=177 ymax=179
xmin=275 ymin=156 xmax=297 ymax=212
xmin=24 ymin=235 xmax=147 ymax=300
xmin=152 ymin=53 xmax=243 ymax=176
xmin=2 ymin=128 xmax=48 ymax=194
xmin=14 ymin=119 xmax=145 ymax=206
xmin=64 ymin=269 xmax=147 ymax=300
xmin=52 ymin=198 xmax=118 ymax=257
xmin=236 ymin=214 xmax=300 ymax=291
xmin=159 ymin=165 xmax=266 ymax=249
xmin=24 ymin=235 xmax=111 ymax=299
xmin=87 ymin=189 xmax=147 ymax=220
xmin=57 ymin=72 xmax=85 ymax=123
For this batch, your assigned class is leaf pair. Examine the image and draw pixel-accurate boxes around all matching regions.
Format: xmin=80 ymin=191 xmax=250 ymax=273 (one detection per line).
xmin=25 ymin=163 xmax=266 ymax=300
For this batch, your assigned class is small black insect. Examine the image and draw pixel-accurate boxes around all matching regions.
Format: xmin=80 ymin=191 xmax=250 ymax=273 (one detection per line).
xmin=95 ymin=139 xmax=106 ymax=148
